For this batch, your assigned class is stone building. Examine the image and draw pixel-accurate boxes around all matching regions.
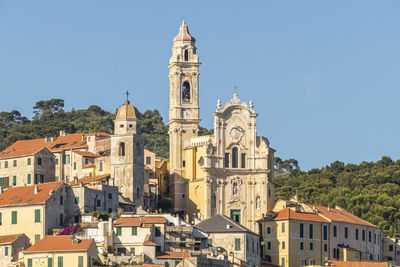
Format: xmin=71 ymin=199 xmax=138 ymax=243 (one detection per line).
xmin=168 ymin=21 xmax=275 ymax=232
xmin=0 ymin=139 xmax=55 ymax=187
xmin=111 ymin=99 xmax=144 ymax=207
xmin=0 ymin=234 xmax=29 ymax=267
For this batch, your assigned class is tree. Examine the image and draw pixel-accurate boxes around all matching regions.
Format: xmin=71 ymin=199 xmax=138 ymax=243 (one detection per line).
xmin=33 ymin=98 xmax=64 ymax=119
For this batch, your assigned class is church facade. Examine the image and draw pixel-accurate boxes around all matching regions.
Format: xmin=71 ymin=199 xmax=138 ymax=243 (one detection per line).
xmin=168 ymin=21 xmax=275 ymax=232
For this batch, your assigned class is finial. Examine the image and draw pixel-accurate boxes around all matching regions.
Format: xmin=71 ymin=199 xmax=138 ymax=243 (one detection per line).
xmin=249 ymin=100 xmax=254 ymax=109
xmin=217 ymin=99 xmax=221 ymax=109
xmin=234 ymin=85 xmax=238 ymax=94
xmin=182 ymin=20 xmax=186 ymax=26
xmin=125 ymin=90 xmax=130 ymax=104
xmin=231 ymin=93 xmax=240 ymax=104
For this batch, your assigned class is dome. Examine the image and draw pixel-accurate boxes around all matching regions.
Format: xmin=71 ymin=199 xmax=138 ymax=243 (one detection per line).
xmin=173 ymin=20 xmax=196 ymax=43
xmin=115 ymin=100 xmax=139 ymax=120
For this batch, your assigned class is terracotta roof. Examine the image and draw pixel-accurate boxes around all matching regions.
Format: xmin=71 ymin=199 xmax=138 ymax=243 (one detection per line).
xmin=24 ymin=235 xmax=94 ymax=253
xmin=73 ymin=151 xmax=100 ymax=158
xmin=115 ymin=100 xmax=139 ymax=120
xmin=0 ymin=234 xmax=24 ymax=244
xmin=273 ymin=208 xmax=329 ymax=223
xmin=173 ymin=20 xmax=195 ymax=43
xmin=115 ymin=217 xmax=167 ymax=227
xmin=144 ymin=165 xmax=153 ymax=171
xmin=82 ymin=164 xmax=95 ymax=169
xmin=69 ymin=174 xmax=110 ymax=186
xmin=156 ymin=251 xmax=190 ymax=259
xmin=0 ymin=181 xmax=63 ymax=207
xmin=48 ymin=133 xmax=89 ymax=152
xmin=305 ymin=204 xmax=377 ymax=227
xmin=0 ymin=138 xmax=48 ymax=159
xmin=328 ymin=260 xmax=389 ymax=267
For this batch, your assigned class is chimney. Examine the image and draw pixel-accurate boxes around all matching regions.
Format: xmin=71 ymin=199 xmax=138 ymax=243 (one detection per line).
xmin=0 ymin=187 xmax=3 ymax=194
xmin=328 ymin=206 xmax=330 ymax=212
xmin=81 ymin=134 xmax=84 ymax=141
xmin=34 ymin=185 xmax=39 ymax=194
xmin=226 ymin=224 xmax=231 ymax=229
xmin=59 ymin=130 xmax=66 ymax=137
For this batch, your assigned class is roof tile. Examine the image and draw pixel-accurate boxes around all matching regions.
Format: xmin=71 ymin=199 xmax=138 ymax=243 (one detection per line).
xmin=24 ymin=235 xmax=94 ymax=253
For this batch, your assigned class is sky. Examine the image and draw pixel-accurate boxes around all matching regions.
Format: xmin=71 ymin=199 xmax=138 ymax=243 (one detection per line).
xmin=0 ymin=1 xmax=399 ymax=170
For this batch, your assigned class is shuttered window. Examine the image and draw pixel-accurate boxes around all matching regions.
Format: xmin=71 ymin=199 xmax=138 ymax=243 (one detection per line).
xmin=35 ymin=209 xmax=40 ymax=222
xmin=11 ymin=211 xmax=17 ymax=224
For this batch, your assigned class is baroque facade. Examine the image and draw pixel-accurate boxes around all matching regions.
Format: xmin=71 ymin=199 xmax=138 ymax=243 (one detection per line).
xmin=168 ymin=21 xmax=275 ymax=233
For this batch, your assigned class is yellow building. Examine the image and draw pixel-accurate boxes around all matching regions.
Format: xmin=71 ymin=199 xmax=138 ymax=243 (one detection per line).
xmin=382 ymin=236 xmax=400 ymax=265
xmin=0 ymin=181 xmax=68 ymax=244
xmin=168 ymin=21 xmax=275 ymax=233
xmin=260 ymin=199 xmax=382 ymax=267
xmin=23 ymin=235 xmax=100 ymax=267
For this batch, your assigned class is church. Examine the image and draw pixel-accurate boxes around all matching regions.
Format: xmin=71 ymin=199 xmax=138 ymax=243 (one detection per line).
xmin=168 ymin=21 xmax=275 ymax=233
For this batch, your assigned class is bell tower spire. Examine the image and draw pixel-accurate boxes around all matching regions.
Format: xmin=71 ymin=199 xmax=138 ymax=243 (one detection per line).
xmin=168 ymin=21 xmax=201 ymax=212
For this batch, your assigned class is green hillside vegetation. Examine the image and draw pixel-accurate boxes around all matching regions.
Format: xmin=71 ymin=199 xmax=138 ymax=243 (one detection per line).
xmin=0 ymin=99 xmax=211 ymax=159
xmin=274 ymin=156 xmax=400 ymax=236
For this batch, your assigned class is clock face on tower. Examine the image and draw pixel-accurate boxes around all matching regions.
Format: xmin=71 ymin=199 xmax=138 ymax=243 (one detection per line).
xmin=184 ymin=110 xmax=191 ymax=118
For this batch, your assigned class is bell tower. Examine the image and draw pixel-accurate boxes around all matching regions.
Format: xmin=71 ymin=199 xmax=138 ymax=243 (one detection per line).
xmin=168 ymin=21 xmax=201 ymax=212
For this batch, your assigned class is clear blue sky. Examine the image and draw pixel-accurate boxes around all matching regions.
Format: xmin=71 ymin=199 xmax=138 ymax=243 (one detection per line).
xmin=1 ymin=1 xmax=399 ymax=170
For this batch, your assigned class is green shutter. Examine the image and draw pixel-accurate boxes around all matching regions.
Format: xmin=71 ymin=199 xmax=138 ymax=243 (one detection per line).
xmin=12 ymin=176 xmax=16 ymax=186
xmin=75 ymin=197 xmax=79 ymax=204
xmin=11 ymin=211 xmax=17 ymax=224
xmin=58 ymin=256 xmax=63 ymax=267
xmin=0 ymin=212 xmax=2 ymax=225
xmin=235 ymin=238 xmax=240 ymax=251
xmin=63 ymin=155 xmax=66 ymax=164
xmin=27 ymin=174 xmax=31 ymax=184
xmin=132 ymin=226 xmax=137 ymax=235
xmin=155 ymin=226 xmax=161 ymax=236
xmin=5 ymin=246 xmax=8 ymax=256
xmin=48 ymin=258 xmax=53 ymax=267
xmin=35 ymin=209 xmax=40 ymax=222
xmin=73 ymin=162 xmax=76 ymax=170
xmin=78 ymin=256 xmax=83 ymax=267
xmin=130 ymin=247 xmax=135 ymax=255
xmin=116 ymin=227 xmax=121 ymax=236
xmin=28 ymin=259 xmax=32 ymax=267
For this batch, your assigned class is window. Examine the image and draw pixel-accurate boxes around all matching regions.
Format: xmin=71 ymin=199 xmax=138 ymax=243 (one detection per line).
xmin=300 ymin=223 xmax=304 ymax=238
xmin=232 ymin=147 xmax=238 ymax=168
xmin=75 ymin=197 xmax=79 ymax=204
xmin=300 ymin=259 xmax=307 ymax=266
xmin=119 ymin=142 xmax=125 ymax=156
xmin=374 ymin=233 xmax=377 ymax=244
xmin=11 ymin=211 xmax=17 ymax=224
xmin=132 ymin=226 xmax=137 ymax=235
xmin=78 ymin=256 xmax=83 ymax=267
xmin=309 ymin=224 xmax=313 ymax=239
xmin=267 ymin=241 xmax=271 ymax=250
xmin=13 ymin=160 xmax=17 ymax=167
xmin=146 ymin=156 xmax=151 ymax=164
xmin=108 ymin=193 xmax=112 ymax=199
xmin=230 ymin=209 xmax=241 ymax=224
xmin=267 ymin=227 xmax=271 ymax=234
xmin=356 ymin=229 xmax=359 ymax=240
xmin=282 ymin=241 xmax=286 ymax=250
xmin=184 ymin=49 xmax=189 ymax=61
xmin=60 ymin=196 xmax=63 ymax=205
xmin=323 ymin=225 xmax=328 ymax=240
xmin=28 ymin=259 xmax=32 ymax=267
xmin=310 ymin=260 xmax=315 ymax=265
xmin=281 ymin=257 xmax=286 ymax=267
xmin=344 ymin=227 xmax=348 ymax=239
xmin=99 ymin=161 xmax=103 ymax=171
xmin=333 ymin=225 xmax=337 ymax=237
xmin=58 ymin=256 xmax=63 ymax=267
xmin=35 ymin=209 xmax=40 ymax=222
xmin=362 ymin=229 xmax=366 ymax=241
xmin=155 ymin=226 xmax=161 ymax=236
xmin=369 ymin=231 xmax=372 ymax=242
xmin=89 ymin=172 xmax=92 ymax=177
xmin=116 ymin=227 xmax=122 ymax=236
xmin=4 ymin=161 xmax=7 ymax=168
xmin=130 ymin=247 xmax=135 ymax=255
xmin=5 ymin=246 xmax=8 ymax=256
xmin=324 ymin=244 xmax=328 ymax=252
xmin=85 ymin=158 xmax=89 ymax=165
xmin=73 ymin=162 xmax=76 ymax=170
xmin=389 ymin=245 xmax=394 ymax=251
xmin=66 ymin=155 xmax=70 ymax=164
xmin=281 ymin=222 xmax=286 ymax=233
xmin=37 ymin=158 xmax=42 ymax=165
xmin=165 ymin=262 xmax=169 ymax=267
xmin=310 ymin=242 xmax=314 ymax=250
xmin=35 ymin=235 xmax=40 ymax=243
xmin=55 ymin=158 xmax=58 ymax=165
xmin=224 ymin=153 xmax=229 ymax=167
xmin=300 ymin=242 xmax=304 ymax=250
xmin=60 ymin=214 xmax=63 ymax=225
xmin=182 ymin=160 xmax=185 ymax=167
xmin=12 ymin=176 xmax=16 ymax=186
xmin=156 ymin=246 xmax=161 ymax=252
xmin=241 ymin=153 xmax=246 ymax=168
xmin=235 ymin=238 xmax=240 ymax=251
xmin=27 ymin=158 xmax=31 ymax=165
xmin=96 ymin=199 xmax=101 ymax=207
xmin=27 ymin=174 xmax=31 ymax=184
xmin=0 ymin=212 xmax=2 ymax=225
xmin=182 ymin=81 xmax=190 ymax=102
xmin=252 ymin=240 xmax=254 ymax=253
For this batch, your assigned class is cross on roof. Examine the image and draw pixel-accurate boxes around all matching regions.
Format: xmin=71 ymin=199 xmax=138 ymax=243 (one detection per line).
xmin=126 ymin=90 xmax=129 ymax=101
xmin=234 ymin=85 xmax=238 ymax=94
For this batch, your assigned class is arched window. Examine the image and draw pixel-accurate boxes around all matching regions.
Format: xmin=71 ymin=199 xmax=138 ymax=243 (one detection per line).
xmin=119 ymin=142 xmax=125 ymax=156
xmin=184 ymin=50 xmax=189 ymax=61
xmin=182 ymin=81 xmax=190 ymax=102
xmin=232 ymin=147 xmax=238 ymax=168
